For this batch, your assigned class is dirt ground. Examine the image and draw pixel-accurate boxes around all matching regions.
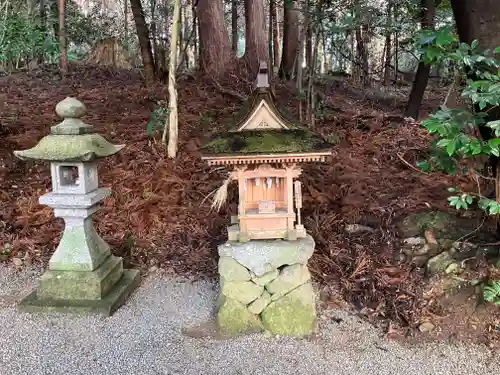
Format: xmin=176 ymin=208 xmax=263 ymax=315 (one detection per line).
xmin=0 ymin=64 xmax=498 ymax=348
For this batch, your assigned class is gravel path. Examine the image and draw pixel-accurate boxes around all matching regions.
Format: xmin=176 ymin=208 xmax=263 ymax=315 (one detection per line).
xmin=0 ymin=265 xmax=498 ymax=375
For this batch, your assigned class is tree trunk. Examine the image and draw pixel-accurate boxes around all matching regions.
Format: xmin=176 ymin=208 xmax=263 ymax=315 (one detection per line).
xmin=305 ymin=0 xmax=312 ymax=69
xmin=197 ymin=0 xmax=233 ymax=77
xmin=59 ymin=0 xmax=68 ymax=75
xmin=232 ymin=0 xmax=238 ymax=53
xmin=383 ymin=0 xmax=392 ymax=85
xmin=130 ymin=0 xmax=155 ymax=84
xmin=243 ymin=0 xmax=269 ymax=75
xmin=124 ymin=0 xmax=128 ymax=49
xmin=450 ymin=0 xmax=500 ymax=199
xmin=164 ymin=0 xmax=181 ymax=158
xmin=404 ymin=0 xmax=437 ymax=119
xmin=38 ymin=0 xmax=47 ymax=63
xmin=192 ymin=2 xmax=198 ymax=67
xmin=279 ymin=0 xmax=299 ymax=79
xmin=270 ymin=0 xmax=280 ymax=68
xmin=150 ymin=0 xmax=159 ymax=74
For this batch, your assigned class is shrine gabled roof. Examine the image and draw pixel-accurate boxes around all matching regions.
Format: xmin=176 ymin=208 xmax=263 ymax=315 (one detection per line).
xmin=200 ymin=60 xmax=334 ymax=161
xmin=227 ymin=87 xmax=307 ymax=132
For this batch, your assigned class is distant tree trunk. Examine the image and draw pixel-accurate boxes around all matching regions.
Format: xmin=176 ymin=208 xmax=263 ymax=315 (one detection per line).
xmin=383 ymin=0 xmax=392 ymax=85
xmin=130 ymin=0 xmax=156 ymax=84
xmin=305 ymin=0 xmax=312 ymax=68
xmin=270 ymin=0 xmax=280 ymax=68
xmin=404 ymin=0 xmax=438 ymax=119
xmin=124 ymin=0 xmax=129 ymax=48
xmin=279 ymin=0 xmax=299 ymax=79
xmin=354 ymin=25 xmax=369 ymax=85
xmin=40 ymin=0 xmax=46 ymax=29
xmin=243 ymin=0 xmax=269 ymax=75
xmin=197 ymin=0 xmax=233 ymax=77
xmin=59 ymin=0 xmax=68 ymax=75
xmin=38 ymin=0 xmax=47 ymax=63
xmin=232 ymin=0 xmax=238 ymax=53
xmin=150 ymin=0 xmax=159 ymax=73
xmin=192 ymin=2 xmax=198 ymax=66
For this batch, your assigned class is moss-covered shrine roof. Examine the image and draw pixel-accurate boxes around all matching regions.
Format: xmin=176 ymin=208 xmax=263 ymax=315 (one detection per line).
xmin=201 ymin=128 xmax=331 ymax=155
xmin=201 ymin=87 xmax=334 ymax=157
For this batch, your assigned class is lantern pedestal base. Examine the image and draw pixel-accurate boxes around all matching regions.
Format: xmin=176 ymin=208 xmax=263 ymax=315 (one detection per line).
xmin=18 ymin=269 xmax=140 ymax=316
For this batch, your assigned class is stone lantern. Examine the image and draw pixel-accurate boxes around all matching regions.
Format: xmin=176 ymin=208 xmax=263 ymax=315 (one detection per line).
xmin=200 ymin=62 xmax=334 ymax=337
xmin=14 ymin=97 xmax=140 ymax=315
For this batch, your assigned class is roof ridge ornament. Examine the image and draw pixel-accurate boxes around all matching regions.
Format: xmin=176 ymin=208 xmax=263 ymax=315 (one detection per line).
xmin=255 ymin=60 xmax=269 ymax=90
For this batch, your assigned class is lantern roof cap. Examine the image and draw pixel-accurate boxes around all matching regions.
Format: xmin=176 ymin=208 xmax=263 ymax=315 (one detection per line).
xmin=13 ymin=97 xmax=124 ymax=162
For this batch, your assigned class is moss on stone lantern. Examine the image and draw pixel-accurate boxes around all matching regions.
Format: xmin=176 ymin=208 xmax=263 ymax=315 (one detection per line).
xmin=14 ymin=97 xmax=140 ymax=315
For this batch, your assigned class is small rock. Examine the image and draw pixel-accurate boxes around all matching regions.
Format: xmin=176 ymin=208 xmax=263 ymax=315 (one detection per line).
xmin=221 ymin=280 xmax=264 ymax=305
xmin=252 ymin=269 xmax=279 ymax=286
xmin=11 ymin=257 xmax=22 ymax=267
xmin=438 ymin=239 xmax=455 ymax=251
xmin=450 ymin=241 xmax=478 ymax=260
xmin=427 ymin=251 xmax=454 ymax=274
xmin=266 ymin=264 xmax=311 ymax=299
xmin=444 ymin=262 xmax=462 ymax=275
xmin=23 ymin=253 xmax=32 ymax=266
xmin=345 ymin=224 xmax=375 ymax=234
xmin=413 ymin=244 xmax=432 ymax=256
xmin=412 ymin=255 xmax=429 ymax=267
xmin=424 ymin=230 xmax=438 ymax=245
xmin=418 ymin=322 xmax=435 ymax=332
xmin=217 ymin=297 xmax=262 ymax=336
xmin=218 ymin=257 xmax=251 ymax=281
xmin=403 ymin=237 xmax=426 ymax=247
xmin=247 ymin=290 xmax=272 ymax=314
xmin=261 ymin=282 xmax=316 ymax=336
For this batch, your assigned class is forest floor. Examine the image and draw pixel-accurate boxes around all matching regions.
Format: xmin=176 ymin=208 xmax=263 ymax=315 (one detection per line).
xmin=0 ymin=64 xmax=499 ymax=349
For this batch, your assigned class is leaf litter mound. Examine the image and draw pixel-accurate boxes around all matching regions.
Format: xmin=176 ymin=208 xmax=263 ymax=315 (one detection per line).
xmin=0 ymin=65 xmax=471 ymax=331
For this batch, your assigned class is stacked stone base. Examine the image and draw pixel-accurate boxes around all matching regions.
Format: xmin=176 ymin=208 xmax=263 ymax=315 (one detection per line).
xmin=216 ymin=235 xmax=316 ymax=337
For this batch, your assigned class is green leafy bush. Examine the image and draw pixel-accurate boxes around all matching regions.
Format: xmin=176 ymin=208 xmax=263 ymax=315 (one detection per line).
xmin=418 ymin=26 xmax=500 ymax=215
xmin=0 ymin=14 xmax=59 ymax=70
xmin=146 ymin=106 xmax=169 ymax=136
xmin=483 ymin=280 xmax=500 ymax=305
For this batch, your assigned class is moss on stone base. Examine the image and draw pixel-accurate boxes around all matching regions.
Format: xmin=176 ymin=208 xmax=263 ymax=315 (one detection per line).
xmin=260 ymin=282 xmax=316 ymax=337
xmin=216 ymin=296 xmax=262 ymax=336
xmin=19 ymin=269 xmax=141 ymax=316
xmin=38 ymin=255 xmax=123 ymax=300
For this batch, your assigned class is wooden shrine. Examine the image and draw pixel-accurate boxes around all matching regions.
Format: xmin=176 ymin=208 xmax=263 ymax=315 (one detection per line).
xmin=201 ymin=61 xmax=334 ymax=242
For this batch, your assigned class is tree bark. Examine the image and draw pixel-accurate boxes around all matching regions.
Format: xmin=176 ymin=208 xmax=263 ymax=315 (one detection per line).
xmin=279 ymin=0 xmax=299 ymax=79
xmin=150 ymin=0 xmax=159 ymax=74
xmin=197 ymin=0 xmax=233 ymax=77
xmin=232 ymin=0 xmax=238 ymax=53
xmin=354 ymin=25 xmax=369 ymax=85
xmin=270 ymin=0 xmax=280 ymax=68
xmin=124 ymin=0 xmax=128 ymax=49
xmin=243 ymin=0 xmax=269 ymax=75
xmin=59 ymin=0 xmax=68 ymax=75
xmin=404 ymin=0 xmax=437 ymax=119
xmin=383 ymin=0 xmax=392 ymax=85
xmin=450 ymin=0 xmax=500 ymax=189
xmin=305 ymin=2 xmax=312 ymax=69
xmin=130 ymin=0 xmax=156 ymax=84
xmin=165 ymin=0 xmax=181 ymax=158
